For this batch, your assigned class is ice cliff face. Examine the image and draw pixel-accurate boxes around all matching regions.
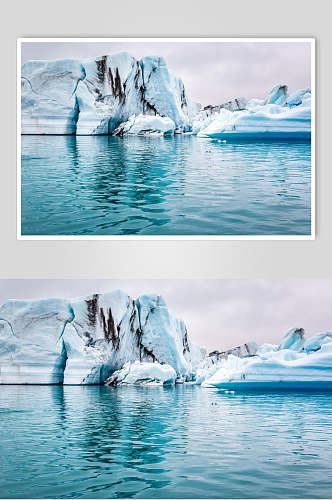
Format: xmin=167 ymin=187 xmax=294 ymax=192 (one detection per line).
xmin=21 ymin=52 xmax=199 ymax=135
xmin=21 ymin=53 xmax=311 ymax=139
xmin=0 ymin=290 xmax=202 ymax=384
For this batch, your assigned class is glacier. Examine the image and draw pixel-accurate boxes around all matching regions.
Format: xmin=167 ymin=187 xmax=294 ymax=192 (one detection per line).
xmin=21 ymin=52 xmax=311 ymax=139
xmin=1 ymin=291 xmax=330 ymax=389
xmin=0 ymin=290 xmax=202 ymax=385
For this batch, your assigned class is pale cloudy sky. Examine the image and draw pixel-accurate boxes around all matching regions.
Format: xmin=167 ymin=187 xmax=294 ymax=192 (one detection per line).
xmin=21 ymin=41 xmax=311 ymax=106
xmin=0 ymin=279 xmax=330 ymax=352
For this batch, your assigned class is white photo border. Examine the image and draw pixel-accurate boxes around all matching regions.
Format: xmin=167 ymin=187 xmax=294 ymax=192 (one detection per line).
xmin=17 ymin=37 xmax=316 ymax=241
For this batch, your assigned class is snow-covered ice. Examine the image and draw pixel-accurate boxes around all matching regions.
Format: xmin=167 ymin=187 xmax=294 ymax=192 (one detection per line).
xmin=104 ymin=361 xmax=177 ymax=386
xmin=194 ymin=86 xmax=311 ymax=140
xmin=113 ymin=114 xmax=175 ymax=136
xmin=195 ymin=342 xmax=259 ymax=385
xmin=21 ymin=54 xmax=311 ymax=139
xmin=1 ymin=290 xmax=330 ymax=389
xmin=201 ymin=328 xmax=332 ymax=390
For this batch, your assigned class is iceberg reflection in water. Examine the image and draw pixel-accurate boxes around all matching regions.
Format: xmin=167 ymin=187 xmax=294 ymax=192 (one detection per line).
xmin=21 ymin=135 xmax=311 ymax=236
xmin=1 ymin=385 xmax=331 ymax=498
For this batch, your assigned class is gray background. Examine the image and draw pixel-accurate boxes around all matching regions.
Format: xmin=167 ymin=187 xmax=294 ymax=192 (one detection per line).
xmin=0 ymin=0 xmax=331 ymax=279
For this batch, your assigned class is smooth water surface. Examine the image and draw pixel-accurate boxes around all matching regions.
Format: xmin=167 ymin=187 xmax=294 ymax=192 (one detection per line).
xmin=0 ymin=385 xmax=331 ymax=498
xmin=21 ymin=136 xmax=311 ymax=235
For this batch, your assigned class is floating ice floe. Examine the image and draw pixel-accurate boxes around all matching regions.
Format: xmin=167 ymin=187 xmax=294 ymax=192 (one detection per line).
xmin=113 ymin=114 xmax=176 ymax=136
xmin=104 ymin=360 xmax=177 ymax=386
xmin=194 ymin=86 xmax=311 ymax=140
xmin=201 ymin=328 xmax=332 ymax=390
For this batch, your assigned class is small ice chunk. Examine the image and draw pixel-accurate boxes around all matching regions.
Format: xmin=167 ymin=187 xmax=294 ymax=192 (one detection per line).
xmin=104 ymin=361 xmax=177 ymax=386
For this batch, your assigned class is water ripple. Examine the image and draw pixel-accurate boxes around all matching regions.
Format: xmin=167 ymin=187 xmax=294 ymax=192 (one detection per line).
xmin=0 ymin=386 xmax=331 ymax=498
xmin=21 ymin=135 xmax=311 ymax=235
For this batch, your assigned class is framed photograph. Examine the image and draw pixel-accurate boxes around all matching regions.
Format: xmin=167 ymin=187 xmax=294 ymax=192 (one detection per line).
xmin=17 ymin=38 xmax=315 ymax=239
xmin=0 ymin=278 xmax=331 ymax=499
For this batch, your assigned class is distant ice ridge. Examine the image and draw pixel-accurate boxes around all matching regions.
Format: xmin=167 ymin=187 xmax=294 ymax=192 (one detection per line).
xmin=0 ymin=291 xmax=202 ymax=385
xmin=195 ymin=342 xmax=259 ymax=384
xmin=201 ymin=328 xmax=332 ymax=390
xmin=21 ymin=52 xmax=311 ymax=138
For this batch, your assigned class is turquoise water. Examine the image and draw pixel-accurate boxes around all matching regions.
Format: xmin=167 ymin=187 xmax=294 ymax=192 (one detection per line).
xmin=21 ymin=136 xmax=311 ymax=236
xmin=0 ymin=385 xmax=331 ymax=498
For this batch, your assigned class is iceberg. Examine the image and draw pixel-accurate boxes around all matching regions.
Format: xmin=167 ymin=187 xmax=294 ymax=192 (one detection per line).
xmin=21 ymin=52 xmax=198 ymax=135
xmin=202 ymin=328 xmax=332 ymax=390
xmin=195 ymin=103 xmax=310 ymax=140
xmin=0 ymin=290 xmax=202 ymax=385
xmin=194 ymin=85 xmax=311 ymax=140
xmin=113 ymin=114 xmax=176 ymax=136
xmin=277 ymin=327 xmax=305 ymax=351
xmin=21 ymin=54 xmax=311 ymax=139
xmin=1 ymin=291 xmax=329 ymax=390
xmin=104 ymin=360 xmax=176 ymax=386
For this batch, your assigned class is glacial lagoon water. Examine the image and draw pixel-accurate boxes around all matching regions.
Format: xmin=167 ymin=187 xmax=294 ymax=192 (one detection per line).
xmin=1 ymin=385 xmax=331 ymax=499
xmin=21 ymin=135 xmax=311 ymax=236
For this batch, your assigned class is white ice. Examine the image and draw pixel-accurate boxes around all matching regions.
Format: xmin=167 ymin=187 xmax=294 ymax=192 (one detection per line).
xmin=0 ymin=290 xmax=201 ymax=384
xmin=2 ymin=291 xmax=329 ymax=389
xmin=104 ymin=360 xmax=177 ymax=386
xmin=113 ymin=114 xmax=176 ymax=136
xmin=202 ymin=329 xmax=332 ymax=390
xmin=21 ymin=52 xmax=196 ymax=135
xmin=194 ymin=85 xmax=311 ymax=139
xmin=21 ymin=56 xmax=311 ymax=139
